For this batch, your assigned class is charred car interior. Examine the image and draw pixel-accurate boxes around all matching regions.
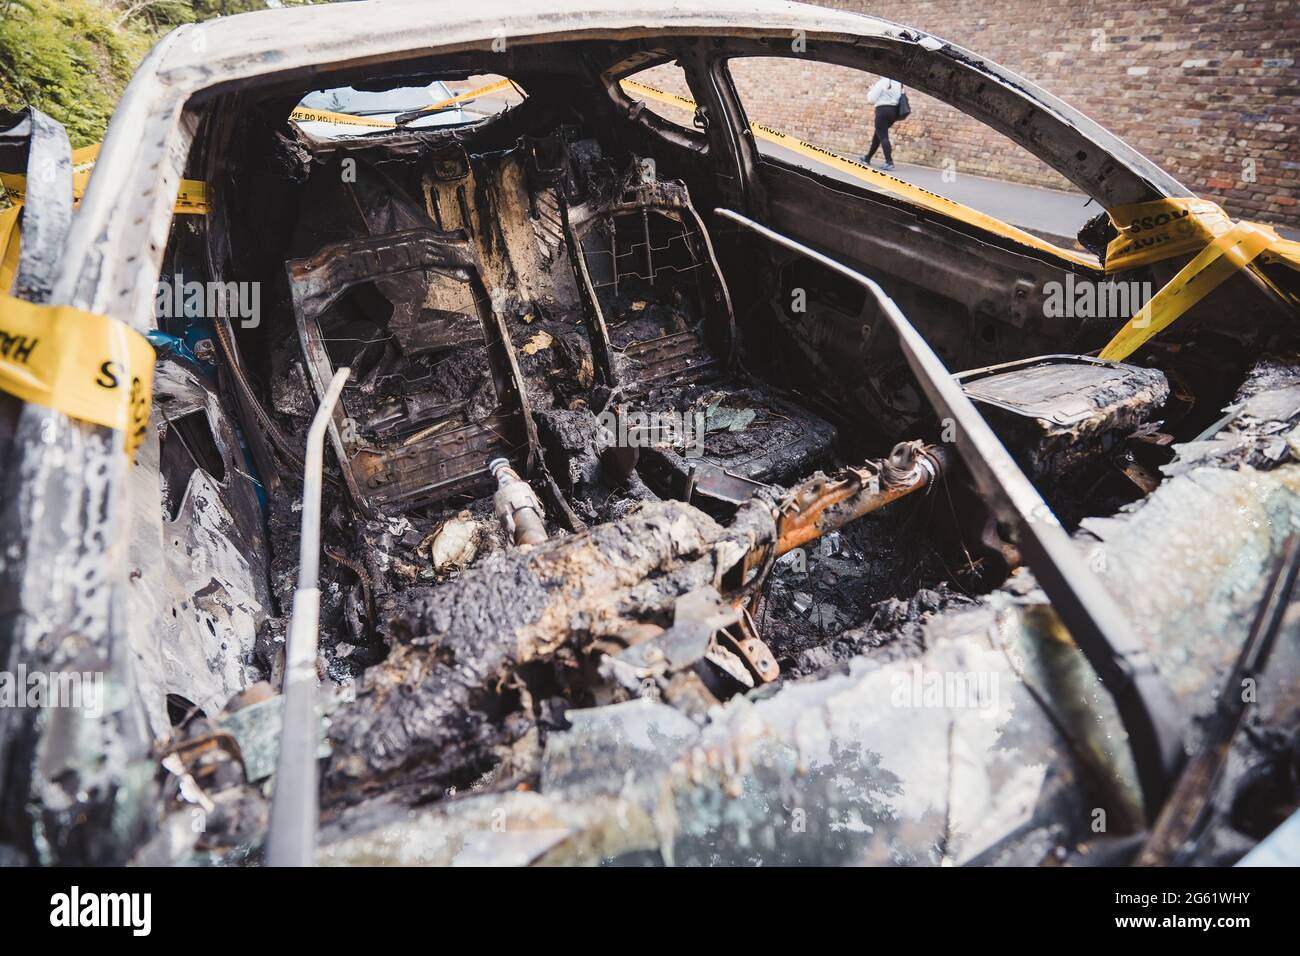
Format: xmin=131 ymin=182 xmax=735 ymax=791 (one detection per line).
xmin=3 ymin=1 xmax=1300 ymax=868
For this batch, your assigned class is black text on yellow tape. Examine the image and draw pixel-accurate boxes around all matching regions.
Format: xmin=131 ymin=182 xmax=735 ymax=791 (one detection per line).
xmin=287 ymin=107 xmax=396 ymax=129
xmin=1099 ymin=199 xmax=1300 ymax=361
xmin=1103 ymin=198 xmax=1236 ymax=274
xmin=0 ymin=293 xmax=154 ymax=456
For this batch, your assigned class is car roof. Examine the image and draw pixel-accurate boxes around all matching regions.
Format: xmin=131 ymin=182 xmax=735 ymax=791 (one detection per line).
xmin=152 ymin=0 xmax=899 ymax=88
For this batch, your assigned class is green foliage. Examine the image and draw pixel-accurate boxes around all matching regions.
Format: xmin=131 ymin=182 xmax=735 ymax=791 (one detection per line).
xmin=128 ymin=2 xmax=199 ymax=30
xmin=192 ymin=1 xmax=271 ymax=18
xmin=0 ymin=0 xmax=153 ymax=147
xmin=0 ymin=1 xmax=328 ymax=148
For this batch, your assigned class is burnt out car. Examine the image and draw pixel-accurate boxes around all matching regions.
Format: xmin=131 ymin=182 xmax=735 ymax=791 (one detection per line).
xmin=1 ymin=0 xmax=1299 ymax=867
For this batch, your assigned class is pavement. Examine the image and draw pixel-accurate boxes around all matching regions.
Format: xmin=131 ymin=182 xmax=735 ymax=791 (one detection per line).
xmin=759 ymin=139 xmax=1098 ymax=246
xmin=881 ymin=157 xmax=1300 ymax=243
xmin=760 ymin=138 xmax=1300 ymax=245
xmin=865 ymin=160 xmax=1099 ymax=243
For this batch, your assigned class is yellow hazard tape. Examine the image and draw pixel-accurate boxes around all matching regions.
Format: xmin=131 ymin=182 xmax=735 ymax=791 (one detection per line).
xmin=0 ymin=204 xmax=20 ymax=293
xmin=1 ymin=142 xmax=205 ymax=297
xmin=405 ymin=78 xmax=520 ymax=119
xmin=0 ymin=142 xmax=206 ymax=216
xmin=288 ymin=107 xmax=396 ymax=129
xmin=1104 ymin=198 xmax=1231 ymax=273
xmin=618 ymin=79 xmax=1100 ymax=270
xmin=1097 ymin=199 xmax=1300 ymax=361
xmin=0 ymin=292 xmax=154 ymax=456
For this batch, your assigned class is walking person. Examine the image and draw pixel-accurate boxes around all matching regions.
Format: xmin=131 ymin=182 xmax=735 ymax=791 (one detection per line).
xmin=863 ymin=76 xmax=903 ymax=170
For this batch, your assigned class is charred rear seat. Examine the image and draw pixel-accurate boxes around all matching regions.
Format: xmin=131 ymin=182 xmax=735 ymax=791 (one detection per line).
xmin=551 ymin=137 xmax=838 ymax=501
xmin=284 ymin=154 xmax=534 ymax=517
xmin=285 ymin=129 xmax=837 ymax=517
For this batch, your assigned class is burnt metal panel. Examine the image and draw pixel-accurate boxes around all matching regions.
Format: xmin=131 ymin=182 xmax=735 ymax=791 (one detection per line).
xmin=956 ymin=354 xmax=1170 ymax=479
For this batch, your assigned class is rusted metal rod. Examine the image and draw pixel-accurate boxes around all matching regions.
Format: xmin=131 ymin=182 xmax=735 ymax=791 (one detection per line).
xmin=775 ymin=443 xmax=946 ymax=556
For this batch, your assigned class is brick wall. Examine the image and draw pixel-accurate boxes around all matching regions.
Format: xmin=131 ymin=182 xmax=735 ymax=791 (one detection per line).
xmin=633 ymin=1 xmax=1300 ymax=227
